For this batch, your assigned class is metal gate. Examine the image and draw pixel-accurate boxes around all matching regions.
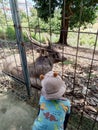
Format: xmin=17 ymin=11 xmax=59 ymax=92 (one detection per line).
xmin=0 ymin=0 xmax=98 ymax=130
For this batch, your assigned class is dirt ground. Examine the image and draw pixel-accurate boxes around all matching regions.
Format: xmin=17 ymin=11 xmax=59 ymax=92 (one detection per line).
xmin=0 ymin=90 xmax=38 ymax=130
xmin=0 ymin=40 xmax=98 ymax=129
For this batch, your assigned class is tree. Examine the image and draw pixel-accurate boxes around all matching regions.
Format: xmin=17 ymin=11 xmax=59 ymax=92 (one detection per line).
xmin=20 ymin=10 xmax=27 ymax=22
xmin=33 ymin=0 xmax=98 ymax=45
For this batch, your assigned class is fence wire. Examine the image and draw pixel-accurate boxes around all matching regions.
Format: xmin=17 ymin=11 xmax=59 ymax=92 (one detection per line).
xmin=0 ymin=0 xmax=98 ymax=130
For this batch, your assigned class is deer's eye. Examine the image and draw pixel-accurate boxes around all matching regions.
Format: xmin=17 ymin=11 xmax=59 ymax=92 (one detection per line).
xmin=56 ymin=53 xmax=59 ymax=58
xmin=45 ymin=56 xmax=48 ymax=58
xmin=55 ymin=52 xmax=59 ymax=59
xmin=52 ymin=53 xmax=56 ymax=58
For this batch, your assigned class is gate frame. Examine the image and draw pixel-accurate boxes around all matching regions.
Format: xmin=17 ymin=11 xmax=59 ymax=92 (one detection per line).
xmin=9 ymin=0 xmax=31 ymax=97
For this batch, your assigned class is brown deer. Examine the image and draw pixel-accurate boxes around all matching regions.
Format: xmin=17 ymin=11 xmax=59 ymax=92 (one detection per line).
xmin=2 ymin=34 xmax=67 ymax=88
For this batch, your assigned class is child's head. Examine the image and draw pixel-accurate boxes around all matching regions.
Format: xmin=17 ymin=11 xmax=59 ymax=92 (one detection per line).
xmin=40 ymin=71 xmax=66 ymax=100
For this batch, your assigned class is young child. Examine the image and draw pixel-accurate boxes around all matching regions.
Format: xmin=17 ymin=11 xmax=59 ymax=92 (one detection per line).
xmin=32 ymin=71 xmax=71 ymax=130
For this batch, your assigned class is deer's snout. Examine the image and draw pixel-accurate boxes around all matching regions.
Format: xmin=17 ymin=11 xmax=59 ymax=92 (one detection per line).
xmin=53 ymin=52 xmax=67 ymax=63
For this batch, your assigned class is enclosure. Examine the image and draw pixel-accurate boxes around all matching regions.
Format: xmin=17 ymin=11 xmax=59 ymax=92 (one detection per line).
xmin=0 ymin=0 xmax=98 ymax=130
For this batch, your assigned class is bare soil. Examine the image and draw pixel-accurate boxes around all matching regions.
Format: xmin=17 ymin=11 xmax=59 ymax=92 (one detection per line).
xmin=0 ymin=40 xmax=98 ymax=129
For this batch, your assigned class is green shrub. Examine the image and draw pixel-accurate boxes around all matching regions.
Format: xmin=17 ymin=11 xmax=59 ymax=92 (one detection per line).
xmin=63 ymin=60 xmax=74 ymax=65
xmin=0 ymin=29 xmax=5 ymax=39
xmin=80 ymin=38 xmax=86 ymax=45
xmin=6 ymin=27 xmax=16 ymax=40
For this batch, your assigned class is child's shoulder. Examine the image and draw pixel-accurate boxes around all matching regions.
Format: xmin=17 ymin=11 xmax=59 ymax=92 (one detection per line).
xmin=39 ymin=95 xmax=49 ymax=103
xmin=40 ymin=95 xmax=71 ymax=106
xmin=40 ymin=95 xmax=45 ymax=101
xmin=59 ymin=97 xmax=71 ymax=106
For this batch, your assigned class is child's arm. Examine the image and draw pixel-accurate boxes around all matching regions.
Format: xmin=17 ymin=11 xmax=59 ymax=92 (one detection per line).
xmin=64 ymin=113 xmax=70 ymax=130
xmin=37 ymin=106 xmax=40 ymax=116
xmin=63 ymin=99 xmax=71 ymax=130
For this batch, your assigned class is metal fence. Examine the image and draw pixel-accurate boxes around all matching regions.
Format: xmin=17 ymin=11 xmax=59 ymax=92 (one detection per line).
xmin=0 ymin=0 xmax=98 ymax=130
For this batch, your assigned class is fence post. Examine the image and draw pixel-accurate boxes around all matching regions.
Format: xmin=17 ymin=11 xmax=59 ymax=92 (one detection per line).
xmin=9 ymin=0 xmax=31 ymax=97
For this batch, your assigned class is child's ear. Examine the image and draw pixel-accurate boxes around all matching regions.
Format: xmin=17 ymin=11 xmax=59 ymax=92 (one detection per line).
xmin=40 ymin=74 xmax=44 ymax=80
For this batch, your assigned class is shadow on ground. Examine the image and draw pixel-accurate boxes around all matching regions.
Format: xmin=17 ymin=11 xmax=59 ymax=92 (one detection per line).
xmin=0 ymin=92 xmax=37 ymax=130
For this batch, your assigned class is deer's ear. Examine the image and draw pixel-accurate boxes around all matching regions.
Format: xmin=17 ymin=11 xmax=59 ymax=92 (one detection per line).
xmin=40 ymin=74 xmax=44 ymax=80
xmin=42 ymin=50 xmax=49 ymax=56
xmin=36 ymin=48 xmax=40 ymax=53
xmin=40 ymin=49 xmax=45 ymax=54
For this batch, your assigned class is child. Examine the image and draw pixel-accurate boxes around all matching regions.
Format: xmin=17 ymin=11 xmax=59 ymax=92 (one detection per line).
xmin=32 ymin=71 xmax=71 ymax=130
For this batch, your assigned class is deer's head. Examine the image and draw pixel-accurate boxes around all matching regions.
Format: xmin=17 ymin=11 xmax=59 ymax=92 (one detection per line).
xmin=27 ymin=31 xmax=67 ymax=65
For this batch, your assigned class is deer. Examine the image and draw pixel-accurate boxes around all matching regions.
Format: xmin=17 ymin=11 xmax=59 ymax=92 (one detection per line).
xmin=2 ymin=33 xmax=67 ymax=90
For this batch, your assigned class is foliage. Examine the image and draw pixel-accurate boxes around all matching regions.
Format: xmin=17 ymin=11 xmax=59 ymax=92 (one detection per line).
xmin=0 ymin=29 xmax=5 ymax=39
xmin=29 ymin=8 xmax=39 ymax=28
xmin=6 ymin=27 xmax=16 ymax=40
xmin=29 ymin=7 xmax=61 ymax=32
xmin=0 ymin=10 xmax=6 ymax=25
xmin=80 ymin=33 xmax=96 ymax=46
xmin=33 ymin=0 xmax=98 ymax=29
xmin=62 ymin=60 xmax=74 ymax=65
xmin=50 ymin=9 xmax=61 ymax=31
xmin=19 ymin=10 xmax=27 ymax=22
xmin=69 ymin=0 xmax=98 ymax=29
xmin=67 ymin=32 xmax=97 ymax=48
xmin=0 ymin=0 xmax=97 ymax=47
xmin=33 ymin=0 xmax=60 ymax=22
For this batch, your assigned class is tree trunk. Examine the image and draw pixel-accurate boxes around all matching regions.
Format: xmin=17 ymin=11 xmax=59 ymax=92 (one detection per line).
xmin=59 ymin=1 xmax=69 ymax=45
xmin=59 ymin=18 xmax=69 ymax=45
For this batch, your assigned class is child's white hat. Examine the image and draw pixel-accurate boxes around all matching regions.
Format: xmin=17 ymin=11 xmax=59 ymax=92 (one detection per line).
xmin=40 ymin=71 xmax=66 ymax=100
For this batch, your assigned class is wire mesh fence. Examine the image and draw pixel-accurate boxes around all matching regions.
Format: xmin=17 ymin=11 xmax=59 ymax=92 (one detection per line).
xmin=0 ymin=0 xmax=98 ymax=130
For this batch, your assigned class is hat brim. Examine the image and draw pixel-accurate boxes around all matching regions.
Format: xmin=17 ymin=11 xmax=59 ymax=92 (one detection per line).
xmin=42 ymin=85 xmax=66 ymax=100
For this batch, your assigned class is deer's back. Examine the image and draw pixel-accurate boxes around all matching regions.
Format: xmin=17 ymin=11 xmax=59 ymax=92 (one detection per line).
xmin=2 ymin=55 xmax=53 ymax=79
xmin=28 ymin=56 xmax=53 ymax=78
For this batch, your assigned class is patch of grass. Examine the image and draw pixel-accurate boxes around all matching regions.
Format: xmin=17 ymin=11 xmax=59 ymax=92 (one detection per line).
xmin=62 ymin=60 xmax=74 ymax=65
xmin=28 ymin=32 xmax=59 ymax=43
xmin=86 ymin=73 xmax=97 ymax=78
xmin=6 ymin=27 xmax=16 ymax=40
xmin=68 ymin=32 xmax=97 ymax=48
xmin=0 ymin=29 xmax=5 ymax=39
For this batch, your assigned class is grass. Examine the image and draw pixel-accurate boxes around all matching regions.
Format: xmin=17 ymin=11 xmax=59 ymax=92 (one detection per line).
xmin=67 ymin=31 xmax=97 ymax=49
xmin=29 ymin=30 xmax=98 ymax=49
xmin=0 ymin=20 xmax=98 ymax=49
xmin=86 ymin=73 xmax=97 ymax=78
xmin=62 ymin=60 xmax=74 ymax=65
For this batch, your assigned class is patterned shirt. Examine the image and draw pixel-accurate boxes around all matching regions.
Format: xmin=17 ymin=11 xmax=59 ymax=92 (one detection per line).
xmin=32 ymin=95 xmax=71 ymax=130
